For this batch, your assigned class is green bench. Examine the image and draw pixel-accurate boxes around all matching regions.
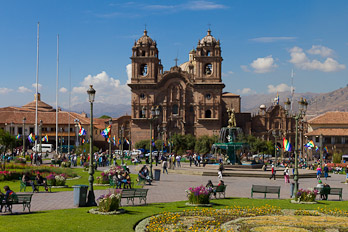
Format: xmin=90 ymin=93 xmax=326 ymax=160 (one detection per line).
xmin=314 ymin=187 xmax=342 ymax=201
xmin=19 ymin=177 xmax=52 ymax=192
xmin=120 ymin=189 xmax=149 ymax=206
xmin=251 ymin=185 xmax=280 ymax=199
xmin=109 ymin=177 xmax=133 ymax=189
xmin=212 ymin=185 xmax=227 ymax=198
xmin=0 ymin=193 xmax=33 ymax=213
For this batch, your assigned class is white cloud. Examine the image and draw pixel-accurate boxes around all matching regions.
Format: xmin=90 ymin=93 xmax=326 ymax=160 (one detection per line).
xmin=72 ymin=71 xmax=130 ymax=105
xmin=240 ymin=65 xmax=250 ymax=72
xmin=289 ymin=46 xmax=345 ymax=72
xmin=59 ymin=87 xmax=68 ymax=93
xmin=307 ymin=45 xmax=334 ymax=57
xmin=31 ymin=83 xmax=43 ymax=91
xmin=186 ymin=1 xmax=227 ymax=10
xmin=267 ymin=83 xmax=291 ymax=93
xmin=0 ymin=88 xmax=13 ymax=94
xmin=250 ymin=55 xmax=278 ymax=73
xmin=17 ymin=86 xmax=32 ymax=93
xmin=222 ymin=70 xmax=234 ymax=77
xmin=126 ymin=64 xmax=132 ymax=84
xmin=236 ymin=88 xmax=256 ymax=95
xmin=250 ymin=37 xmax=297 ymax=43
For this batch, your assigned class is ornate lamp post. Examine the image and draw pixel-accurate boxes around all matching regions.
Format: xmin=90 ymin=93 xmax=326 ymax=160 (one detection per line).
xmin=23 ymin=117 xmax=26 ymax=156
xmin=108 ymin=119 xmax=112 ymax=166
xmin=60 ymin=127 xmax=63 ymax=154
xmin=272 ymin=130 xmax=282 ymax=167
xmin=86 ymin=85 xmax=97 ymax=206
xmin=39 ymin=120 xmax=43 ymax=156
xmin=74 ymin=119 xmax=80 ymax=148
xmin=120 ymin=124 xmax=124 ymax=166
xmin=284 ymin=97 xmax=308 ymax=198
xmin=142 ymin=105 xmax=160 ymax=179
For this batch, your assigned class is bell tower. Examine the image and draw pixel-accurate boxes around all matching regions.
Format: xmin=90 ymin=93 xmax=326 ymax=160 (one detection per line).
xmin=195 ymin=29 xmax=222 ymax=82
xmin=131 ymin=29 xmax=161 ymax=84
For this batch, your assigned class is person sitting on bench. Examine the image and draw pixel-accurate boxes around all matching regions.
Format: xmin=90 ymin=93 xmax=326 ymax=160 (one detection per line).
xmin=138 ymin=165 xmax=152 ymax=185
xmin=22 ymin=173 xmax=36 ymax=192
xmin=35 ymin=173 xmax=48 ymax=192
xmin=0 ymin=186 xmax=14 ymax=212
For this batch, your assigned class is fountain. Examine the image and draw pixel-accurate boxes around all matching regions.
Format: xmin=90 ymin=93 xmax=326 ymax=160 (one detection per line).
xmin=213 ymin=108 xmax=248 ymax=165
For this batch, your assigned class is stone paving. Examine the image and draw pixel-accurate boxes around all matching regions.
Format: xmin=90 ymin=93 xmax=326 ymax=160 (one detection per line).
xmin=6 ymin=162 xmax=348 ymax=213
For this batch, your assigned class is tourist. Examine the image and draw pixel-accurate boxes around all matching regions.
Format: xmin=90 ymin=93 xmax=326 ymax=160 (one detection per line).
xmin=284 ymin=167 xmax=290 ymax=183
xmin=176 ymin=155 xmax=181 ymax=167
xmin=323 ymin=164 xmax=329 ymax=180
xmin=189 ymin=155 xmax=193 ymax=167
xmin=172 ymin=155 xmax=176 ymax=169
xmin=35 ymin=173 xmax=48 ymax=192
xmin=218 ymin=161 xmax=224 ymax=179
xmin=269 ymin=165 xmax=276 ymax=180
xmin=0 ymin=186 xmax=14 ymax=212
xmin=316 ymin=166 xmax=322 ymax=180
xmin=162 ymin=157 xmax=168 ymax=174
xmin=206 ymin=180 xmax=216 ymax=197
xmin=345 ymin=165 xmax=348 ymax=179
xmin=22 ymin=173 xmax=36 ymax=192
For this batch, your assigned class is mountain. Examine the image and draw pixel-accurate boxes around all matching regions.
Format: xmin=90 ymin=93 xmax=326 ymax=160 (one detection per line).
xmin=241 ymin=85 xmax=348 ymax=117
xmin=66 ymin=103 xmax=131 ymax=118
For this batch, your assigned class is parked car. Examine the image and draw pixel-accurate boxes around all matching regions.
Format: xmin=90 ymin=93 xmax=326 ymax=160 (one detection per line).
xmin=252 ymin=154 xmax=272 ymax=159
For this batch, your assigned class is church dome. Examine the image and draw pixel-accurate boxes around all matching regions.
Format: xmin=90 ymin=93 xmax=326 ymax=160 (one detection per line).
xmin=200 ymin=29 xmax=217 ymax=46
xmin=136 ymin=29 xmax=154 ymax=46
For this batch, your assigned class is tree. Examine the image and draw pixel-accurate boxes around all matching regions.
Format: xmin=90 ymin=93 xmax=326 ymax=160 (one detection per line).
xmin=135 ymin=139 xmax=150 ymax=151
xmin=195 ymin=135 xmax=215 ymax=155
xmin=99 ymin=115 xmax=111 ymax=119
xmin=333 ymin=151 xmax=342 ymax=164
xmin=75 ymin=143 xmax=99 ymax=155
xmin=171 ymin=134 xmax=187 ymax=155
xmin=0 ymin=129 xmax=15 ymax=154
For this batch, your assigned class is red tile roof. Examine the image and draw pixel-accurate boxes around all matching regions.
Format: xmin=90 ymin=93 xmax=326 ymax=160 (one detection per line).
xmin=305 ymin=128 xmax=348 ymax=136
xmin=308 ymin=112 xmax=348 ymax=125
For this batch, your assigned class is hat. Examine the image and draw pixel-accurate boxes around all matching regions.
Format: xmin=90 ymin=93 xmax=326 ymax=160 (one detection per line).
xmin=318 ymin=180 xmax=322 ymax=184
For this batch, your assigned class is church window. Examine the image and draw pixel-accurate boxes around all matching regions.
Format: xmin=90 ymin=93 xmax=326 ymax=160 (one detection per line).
xmin=139 ymin=110 xmax=145 ymax=118
xmin=205 ymin=93 xmax=212 ymax=100
xmin=206 ymin=50 xmax=211 ymax=56
xmin=172 ymin=104 xmax=178 ymax=115
xmin=205 ymin=110 xmax=212 ymax=118
xmin=142 ymin=51 xmax=146 ymax=56
xmin=140 ymin=64 xmax=148 ymax=76
xmin=140 ymin=93 xmax=145 ymax=99
xmin=189 ymin=106 xmax=194 ymax=112
xmin=204 ymin=63 xmax=212 ymax=75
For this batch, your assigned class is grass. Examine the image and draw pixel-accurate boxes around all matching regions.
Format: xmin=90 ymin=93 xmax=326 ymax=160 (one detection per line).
xmin=1 ymin=198 xmax=348 ymax=232
xmin=1 ymin=168 xmax=141 ymax=193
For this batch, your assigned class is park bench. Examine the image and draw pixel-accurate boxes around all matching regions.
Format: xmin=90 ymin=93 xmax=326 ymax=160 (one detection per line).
xmin=120 ymin=189 xmax=149 ymax=206
xmin=0 ymin=193 xmax=33 ymax=213
xmin=212 ymin=185 xmax=227 ymax=199
xmin=251 ymin=185 xmax=280 ymax=199
xmin=19 ymin=177 xmax=52 ymax=192
xmin=314 ymin=187 xmax=342 ymax=201
xmin=109 ymin=177 xmax=133 ymax=189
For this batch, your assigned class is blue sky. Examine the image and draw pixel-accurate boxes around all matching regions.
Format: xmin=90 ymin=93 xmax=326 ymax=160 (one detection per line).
xmin=0 ymin=0 xmax=347 ymax=108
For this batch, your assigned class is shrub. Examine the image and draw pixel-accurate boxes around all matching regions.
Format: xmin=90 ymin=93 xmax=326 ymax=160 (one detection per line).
xmin=97 ymin=189 xmax=121 ymax=212
xmin=55 ymin=174 xmax=66 ymax=186
xmin=295 ymin=188 xmax=318 ymax=202
xmin=333 ymin=151 xmax=343 ymax=164
xmin=61 ymin=161 xmax=71 ymax=168
xmin=14 ymin=157 xmax=26 ymax=164
xmin=186 ymin=185 xmax=211 ymax=204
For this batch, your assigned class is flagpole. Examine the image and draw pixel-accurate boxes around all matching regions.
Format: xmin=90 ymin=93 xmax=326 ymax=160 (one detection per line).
xmin=56 ymin=34 xmax=59 ymax=156
xmin=68 ymin=69 xmax=71 ymax=154
xmin=35 ymin=22 xmax=40 ymax=151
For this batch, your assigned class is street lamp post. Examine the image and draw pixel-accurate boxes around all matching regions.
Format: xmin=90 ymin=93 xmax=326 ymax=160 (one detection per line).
xmin=284 ymin=97 xmax=308 ymax=198
xmin=74 ymin=119 xmax=80 ymax=148
xmin=142 ymin=105 xmax=160 ymax=179
xmin=319 ymin=134 xmax=323 ymax=167
xmin=39 ymin=120 xmax=43 ymax=156
xmin=86 ymin=85 xmax=97 ymax=206
xmin=161 ymin=127 xmax=166 ymax=158
xmin=120 ymin=125 xmax=124 ymax=166
xmin=23 ymin=117 xmax=26 ymax=156
xmin=60 ymin=128 xmax=63 ymax=155
xmin=272 ymin=130 xmax=281 ymax=167
xmin=108 ymin=119 xmax=112 ymax=166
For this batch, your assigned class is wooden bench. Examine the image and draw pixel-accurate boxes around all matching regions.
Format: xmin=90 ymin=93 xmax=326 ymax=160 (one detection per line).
xmin=19 ymin=177 xmax=52 ymax=192
xmin=120 ymin=189 xmax=149 ymax=206
xmin=213 ymin=185 xmax=227 ymax=198
xmin=0 ymin=193 xmax=33 ymax=213
xmin=251 ymin=185 xmax=280 ymax=199
xmin=314 ymin=187 xmax=342 ymax=200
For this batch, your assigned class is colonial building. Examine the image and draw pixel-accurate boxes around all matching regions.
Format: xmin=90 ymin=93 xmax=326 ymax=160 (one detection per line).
xmin=306 ymin=112 xmax=348 ymax=155
xmin=0 ymin=93 xmax=131 ymax=151
xmin=128 ymin=29 xmax=243 ymax=144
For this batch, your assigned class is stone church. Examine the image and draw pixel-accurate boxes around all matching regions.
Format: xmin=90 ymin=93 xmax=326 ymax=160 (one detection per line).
xmin=128 ymin=29 xmax=245 ymax=144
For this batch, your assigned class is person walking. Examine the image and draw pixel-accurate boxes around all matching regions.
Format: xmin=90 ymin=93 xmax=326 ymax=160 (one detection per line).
xmin=189 ymin=155 xmax=193 ymax=167
xmin=269 ymin=165 xmax=276 ymax=180
xmin=323 ymin=164 xmax=329 ymax=180
xmin=176 ymin=155 xmax=181 ymax=167
xmin=316 ymin=166 xmax=322 ymax=180
xmin=162 ymin=158 xmax=168 ymax=174
xmin=218 ymin=161 xmax=224 ymax=179
xmin=284 ymin=167 xmax=290 ymax=183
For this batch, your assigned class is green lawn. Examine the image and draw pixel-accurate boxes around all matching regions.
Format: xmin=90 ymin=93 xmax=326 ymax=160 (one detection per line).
xmin=1 ymin=168 xmax=140 ymax=193
xmin=1 ymin=198 xmax=348 ymax=232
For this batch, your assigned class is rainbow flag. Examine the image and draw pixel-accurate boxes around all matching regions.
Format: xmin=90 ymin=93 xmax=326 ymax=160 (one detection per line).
xmin=305 ymin=140 xmax=315 ymax=148
xmin=78 ymin=122 xmax=86 ymax=136
xmin=101 ymin=125 xmax=111 ymax=138
xmin=16 ymin=134 xmax=21 ymax=139
xmin=315 ymin=146 xmax=319 ymax=152
xmin=28 ymin=133 xmax=36 ymax=143
xmin=283 ymin=138 xmax=291 ymax=152
xmin=42 ymin=135 xmax=48 ymax=142
xmin=276 ymin=146 xmax=280 ymax=151
xmin=82 ymin=138 xmax=85 ymax=144
xmin=125 ymin=138 xmax=130 ymax=145
xmin=112 ymin=135 xmax=116 ymax=145
xmin=324 ymin=146 xmax=328 ymax=153
xmin=118 ymin=139 xmax=121 ymax=145
xmin=107 ymin=137 xmax=110 ymax=143
xmin=151 ymin=136 xmax=155 ymax=147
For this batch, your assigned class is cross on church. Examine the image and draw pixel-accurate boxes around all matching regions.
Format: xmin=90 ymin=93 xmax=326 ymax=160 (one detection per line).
xmin=174 ymin=57 xmax=179 ymax=67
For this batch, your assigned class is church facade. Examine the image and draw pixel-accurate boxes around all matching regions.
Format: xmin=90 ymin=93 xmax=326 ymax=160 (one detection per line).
xmin=128 ymin=29 xmax=243 ymax=144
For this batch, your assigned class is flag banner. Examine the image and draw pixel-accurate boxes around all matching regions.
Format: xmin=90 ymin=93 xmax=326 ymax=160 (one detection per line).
xmin=28 ymin=133 xmax=36 ymax=143
xmin=305 ymin=140 xmax=315 ymax=148
xmin=78 ymin=122 xmax=86 ymax=136
xmin=125 ymin=138 xmax=130 ymax=145
xmin=42 ymin=135 xmax=48 ymax=142
xmin=101 ymin=125 xmax=111 ymax=138
xmin=283 ymin=138 xmax=291 ymax=152
xmin=112 ymin=135 xmax=116 ymax=145
xmin=16 ymin=134 xmax=21 ymax=139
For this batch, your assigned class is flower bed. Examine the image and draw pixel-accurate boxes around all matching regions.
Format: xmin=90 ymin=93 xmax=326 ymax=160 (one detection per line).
xmin=97 ymin=189 xmax=121 ymax=212
xmin=186 ymin=185 xmax=211 ymax=205
xmin=96 ymin=166 xmax=124 ymax=184
xmin=294 ymin=188 xmax=318 ymax=202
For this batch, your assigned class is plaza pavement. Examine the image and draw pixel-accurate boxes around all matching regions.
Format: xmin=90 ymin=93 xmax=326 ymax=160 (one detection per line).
xmin=6 ymin=162 xmax=348 ymax=213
